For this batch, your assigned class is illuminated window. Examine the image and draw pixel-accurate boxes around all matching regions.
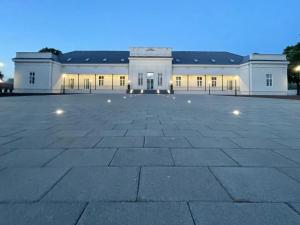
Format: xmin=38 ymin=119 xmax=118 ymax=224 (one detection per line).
xmin=29 ymin=72 xmax=35 ymax=84
xmin=211 ymin=77 xmax=217 ymax=87
xmin=68 ymin=78 xmax=74 ymax=89
xmin=120 ymin=76 xmax=125 ymax=86
xmin=197 ymin=76 xmax=202 ymax=87
xmin=176 ymin=76 xmax=181 ymax=87
xmin=266 ymin=74 xmax=272 ymax=86
xmin=138 ymin=73 xmax=143 ymax=86
xmin=98 ymin=76 xmax=104 ymax=86
xmin=83 ymin=79 xmax=90 ymax=89
xmin=158 ymin=73 xmax=163 ymax=86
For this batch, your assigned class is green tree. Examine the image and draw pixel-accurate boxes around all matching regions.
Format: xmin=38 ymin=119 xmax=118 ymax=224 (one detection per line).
xmin=0 ymin=71 xmax=4 ymax=81
xmin=39 ymin=47 xmax=62 ymax=55
xmin=283 ymin=42 xmax=300 ymax=94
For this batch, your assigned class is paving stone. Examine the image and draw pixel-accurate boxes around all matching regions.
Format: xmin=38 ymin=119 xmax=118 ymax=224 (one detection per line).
xmin=279 ymin=168 xmax=300 ymax=182
xmin=126 ymin=129 xmax=163 ymax=136
xmin=46 ymin=149 xmax=116 ymax=167
xmin=144 ymin=137 xmax=191 ymax=148
xmin=86 ymin=129 xmax=126 ymax=137
xmin=43 ymin=167 xmax=139 ymax=201
xmin=0 ymin=137 xmax=19 ymax=146
xmin=230 ymin=138 xmax=288 ymax=149
xmin=187 ymin=137 xmax=239 ymax=148
xmin=163 ymin=129 xmax=202 ymax=137
xmin=49 ymin=136 xmax=102 ymax=148
xmin=189 ymin=202 xmax=300 ymax=225
xmin=0 ymin=149 xmax=63 ymax=167
xmin=0 ymin=203 xmax=85 ymax=225
xmin=96 ymin=137 xmax=144 ymax=148
xmin=273 ymin=138 xmax=300 ymax=148
xmin=111 ymin=148 xmax=173 ymax=166
xmin=51 ymin=130 xmax=90 ymax=137
xmin=274 ymin=149 xmax=300 ymax=164
xmin=0 ymin=168 xmax=68 ymax=202
xmin=0 ymin=148 xmax=15 ymax=156
xmin=290 ymin=203 xmax=300 ymax=214
xmin=171 ymin=148 xmax=237 ymax=166
xmin=77 ymin=202 xmax=194 ymax=225
xmin=1 ymin=137 xmax=56 ymax=149
xmin=138 ymin=167 xmax=231 ymax=201
xmin=199 ymin=130 xmax=241 ymax=138
xmin=211 ymin=167 xmax=300 ymax=202
xmin=223 ymin=149 xmax=298 ymax=167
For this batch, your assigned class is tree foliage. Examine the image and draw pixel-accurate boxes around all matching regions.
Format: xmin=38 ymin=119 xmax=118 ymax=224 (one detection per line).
xmin=283 ymin=42 xmax=300 ymax=83
xmin=39 ymin=47 xmax=62 ymax=55
xmin=0 ymin=71 xmax=4 ymax=80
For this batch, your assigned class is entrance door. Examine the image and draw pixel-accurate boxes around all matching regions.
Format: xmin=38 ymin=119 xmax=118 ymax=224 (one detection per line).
xmin=147 ymin=79 xmax=154 ymax=90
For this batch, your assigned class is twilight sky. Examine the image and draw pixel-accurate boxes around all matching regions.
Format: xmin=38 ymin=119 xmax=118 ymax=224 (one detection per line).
xmin=0 ymin=0 xmax=299 ymax=78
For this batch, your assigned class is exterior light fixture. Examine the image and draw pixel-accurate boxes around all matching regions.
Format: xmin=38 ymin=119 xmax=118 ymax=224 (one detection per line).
xmin=167 ymin=90 xmax=170 ymax=94
xmin=157 ymin=89 xmax=160 ymax=94
xmin=130 ymin=89 xmax=133 ymax=94
xmin=55 ymin=109 xmax=64 ymax=115
xmin=140 ymin=89 xmax=144 ymax=94
xmin=169 ymin=80 xmax=173 ymax=84
xmin=128 ymin=80 xmax=131 ymax=84
xmin=232 ymin=110 xmax=240 ymax=116
xmin=187 ymin=100 xmax=191 ymax=104
xmin=295 ymin=65 xmax=300 ymax=72
xmin=107 ymin=99 xmax=111 ymax=103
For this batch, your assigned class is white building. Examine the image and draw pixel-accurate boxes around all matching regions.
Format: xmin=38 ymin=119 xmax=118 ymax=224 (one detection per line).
xmin=13 ymin=47 xmax=288 ymax=95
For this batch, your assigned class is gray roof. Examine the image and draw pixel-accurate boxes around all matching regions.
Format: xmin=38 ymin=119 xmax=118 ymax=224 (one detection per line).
xmin=58 ymin=50 xmax=248 ymax=65
xmin=172 ymin=51 xmax=246 ymax=65
xmin=60 ymin=51 xmax=130 ymax=64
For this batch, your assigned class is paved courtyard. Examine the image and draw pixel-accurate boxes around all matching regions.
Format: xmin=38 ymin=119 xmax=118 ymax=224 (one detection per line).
xmin=0 ymin=94 xmax=300 ymax=225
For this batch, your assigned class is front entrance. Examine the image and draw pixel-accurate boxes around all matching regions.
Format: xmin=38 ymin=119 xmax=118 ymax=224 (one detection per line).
xmin=147 ymin=79 xmax=154 ymax=90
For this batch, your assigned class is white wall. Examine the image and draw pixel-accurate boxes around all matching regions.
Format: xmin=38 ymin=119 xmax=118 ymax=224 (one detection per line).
xmin=172 ymin=65 xmax=240 ymax=76
xmin=14 ymin=62 xmax=52 ymax=93
xmin=250 ymin=62 xmax=288 ymax=95
xmin=239 ymin=64 xmax=251 ymax=95
xmin=129 ymin=58 xmax=173 ymax=90
xmin=62 ymin=64 xmax=128 ymax=75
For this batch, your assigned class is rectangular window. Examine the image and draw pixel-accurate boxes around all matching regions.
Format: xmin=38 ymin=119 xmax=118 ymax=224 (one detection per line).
xmin=29 ymin=72 xmax=35 ymax=84
xmin=266 ymin=74 xmax=272 ymax=86
xmin=176 ymin=76 xmax=181 ymax=87
xmin=98 ymin=76 xmax=104 ymax=86
xmin=197 ymin=76 xmax=202 ymax=87
xmin=228 ymin=80 xmax=233 ymax=91
xmin=120 ymin=76 xmax=125 ymax=86
xmin=68 ymin=78 xmax=74 ymax=89
xmin=83 ymin=79 xmax=90 ymax=89
xmin=138 ymin=73 xmax=143 ymax=86
xmin=211 ymin=77 xmax=217 ymax=87
xmin=158 ymin=73 xmax=163 ymax=86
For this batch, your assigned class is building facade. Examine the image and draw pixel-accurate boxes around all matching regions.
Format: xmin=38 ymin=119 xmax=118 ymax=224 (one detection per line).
xmin=13 ymin=47 xmax=288 ymax=95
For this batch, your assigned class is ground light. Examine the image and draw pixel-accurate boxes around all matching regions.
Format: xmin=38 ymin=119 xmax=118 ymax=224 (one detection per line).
xmin=232 ymin=110 xmax=240 ymax=116
xmin=55 ymin=109 xmax=64 ymax=115
xmin=123 ymin=96 xmax=127 ymax=99
xmin=107 ymin=99 xmax=111 ymax=103
xmin=172 ymin=96 xmax=176 ymax=100
xmin=187 ymin=100 xmax=191 ymax=104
